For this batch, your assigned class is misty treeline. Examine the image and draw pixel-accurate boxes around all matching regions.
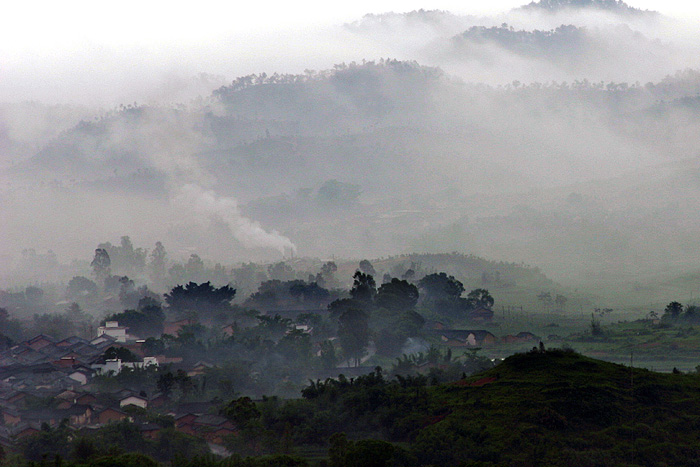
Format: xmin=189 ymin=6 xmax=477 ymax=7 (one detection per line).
xmin=0 ymin=239 xmax=518 ymax=394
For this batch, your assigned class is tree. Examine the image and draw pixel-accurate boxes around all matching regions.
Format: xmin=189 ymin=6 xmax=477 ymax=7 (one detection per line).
xmin=185 ymin=254 xmax=205 ymax=283
xmin=289 ymin=281 xmax=331 ymax=307
xmin=268 ymin=262 xmax=295 ymax=281
xmin=318 ymin=261 xmax=339 ymax=288
xmin=359 ymin=259 xmax=376 ymax=276
xmin=164 ymin=282 xmax=236 ymax=319
xmin=319 ymin=340 xmax=337 ymax=369
xmin=466 ymin=288 xmax=494 ymax=309
xmin=91 ymin=248 xmax=111 ymax=283
xmin=417 ymin=273 xmax=464 ymax=302
xmin=350 ymin=271 xmax=376 ymax=304
xmin=118 ymin=235 xmax=147 ymax=276
xmin=537 ymin=292 xmax=553 ymax=312
xmin=221 ymin=396 xmax=260 ymax=427
xmin=328 ymin=298 xmax=357 ymax=320
xmin=376 ymin=279 xmax=419 ymax=312
xmin=66 ymin=276 xmax=98 ymax=300
xmin=97 ymin=237 xmax=147 ymax=277
xmin=665 ymin=301 xmax=683 ymax=320
xmin=105 ymin=302 xmax=164 ymax=339
xmin=417 ymin=272 xmax=467 ymax=317
xmin=88 ymin=452 xmax=159 ymax=467
xmin=590 ymin=314 xmax=603 ymax=336
xmin=149 ymin=241 xmax=167 ymax=284
xmin=555 ymin=294 xmax=568 ymax=312
xmin=346 ymin=439 xmax=395 ymax=467
xmin=104 ymin=346 xmax=139 ymax=362
xmin=277 ymin=328 xmax=312 ymax=363
xmin=685 ymin=305 xmax=700 ymax=323
xmin=329 ymin=433 xmax=349 ymax=467
xmin=256 ymin=314 xmax=292 ymax=340
xmin=175 ymin=369 xmax=195 ymax=396
xmin=157 ymin=371 xmax=176 ymax=396
xmin=338 ymin=306 xmax=370 ymax=367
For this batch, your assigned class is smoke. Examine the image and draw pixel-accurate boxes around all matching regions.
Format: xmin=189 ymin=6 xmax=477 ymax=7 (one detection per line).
xmin=402 ymin=337 xmax=430 ymax=355
xmin=173 ymin=184 xmax=297 ymax=255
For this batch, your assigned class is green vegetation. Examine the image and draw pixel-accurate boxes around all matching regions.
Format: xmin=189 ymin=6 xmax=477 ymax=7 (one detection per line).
xmin=14 ymin=350 xmax=700 ymax=466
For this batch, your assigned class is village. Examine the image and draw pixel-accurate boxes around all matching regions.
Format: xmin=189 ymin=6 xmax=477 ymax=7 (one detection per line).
xmin=0 ymin=308 xmax=550 ymax=451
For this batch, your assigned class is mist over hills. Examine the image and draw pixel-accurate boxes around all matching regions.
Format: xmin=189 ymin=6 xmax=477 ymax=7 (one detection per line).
xmin=521 ymin=0 xmax=654 ymax=15
xmin=3 ymin=0 xmax=700 ymax=295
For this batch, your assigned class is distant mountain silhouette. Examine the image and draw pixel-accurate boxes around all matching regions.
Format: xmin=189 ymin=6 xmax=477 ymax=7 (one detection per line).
xmin=455 ymin=24 xmax=587 ymax=58
xmin=521 ymin=0 xmax=656 ymax=15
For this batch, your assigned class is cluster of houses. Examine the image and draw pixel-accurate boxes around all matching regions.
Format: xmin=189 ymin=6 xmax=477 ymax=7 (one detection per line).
xmin=426 ymin=321 xmax=546 ymax=347
xmin=0 ymin=310 xmax=549 ymax=450
xmin=0 ymin=328 xmax=236 ymax=447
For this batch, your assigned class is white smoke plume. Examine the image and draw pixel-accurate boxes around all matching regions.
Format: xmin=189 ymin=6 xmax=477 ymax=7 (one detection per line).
xmin=174 ymin=183 xmax=297 ymax=255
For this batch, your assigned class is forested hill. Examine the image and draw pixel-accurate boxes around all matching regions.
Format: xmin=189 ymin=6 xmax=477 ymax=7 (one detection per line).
xmin=283 ymin=349 xmax=700 ymax=466
xmin=350 ymin=253 xmax=556 ymax=291
xmin=15 ymin=63 xmax=700 ymax=280
xmin=521 ymin=0 xmax=655 ymax=15
xmin=211 ymin=60 xmax=446 ymax=133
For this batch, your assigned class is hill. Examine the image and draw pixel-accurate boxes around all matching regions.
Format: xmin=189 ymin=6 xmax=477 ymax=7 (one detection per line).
xmin=521 ymin=0 xmax=655 ymax=15
xmin=417 ymin=349 xmax=698 ymax=465
xmin=282 ymin=350 xmax=700 ymax=465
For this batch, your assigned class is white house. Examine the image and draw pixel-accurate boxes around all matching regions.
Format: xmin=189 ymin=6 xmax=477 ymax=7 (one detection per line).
xmin=122 ymin=357 xmax=159 ymax=370
xmin=92 ymin=359 xmax=122 ymax=375
xmin=97 ymin=321 xmax=128 ymax=343
xmin=68 ymin=370 xmax=90 ymax=386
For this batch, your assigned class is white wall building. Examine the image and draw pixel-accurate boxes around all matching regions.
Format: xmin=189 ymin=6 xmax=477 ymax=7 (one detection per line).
xmin=97 ymin=321 xmax=128 ymax=343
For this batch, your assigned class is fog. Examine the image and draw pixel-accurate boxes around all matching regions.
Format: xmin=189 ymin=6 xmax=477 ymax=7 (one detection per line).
xmin=5 ymin=0 xmax=700 ymax=298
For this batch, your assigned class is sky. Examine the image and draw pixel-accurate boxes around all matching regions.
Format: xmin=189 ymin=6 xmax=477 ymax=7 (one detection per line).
xmin=1 ymin=0 xmax=694 ymax=53
xmin=1 ymin=0 xmax=697 ymax=105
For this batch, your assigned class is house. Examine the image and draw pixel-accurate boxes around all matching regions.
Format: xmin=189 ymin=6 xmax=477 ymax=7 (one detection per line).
xmin=468 ymin=305 xmax=494 ymax=322
xmin=91 ymin=359 xmax=122 ymax=375
xmin=174 ymin=413 xmax=198 ymax=436
xmin=96 ymin=407 xmax=128 ymax=425
xmin=149 ymin=393 xmax=169 ymax=408
xmin=90 ymin=334 xmax=118 ymax=347
xmin=191 ymin=414 xmax=236 ymax=443
xmin=121 ymin=356 xmax=158 ymax=370
xmin=163 ymin=319 xmax=196 ymax=337
xmin=53 ymin=356 xmax=77 ymax=368
xmin=187 ymin=361 xmax=213 ymax=377
xmin=435 ymin=330 xmax=497 ymax=347
xmin=503 ymin=332 xmax=540 ymax=344
xmin=12 ymin=422 xmax=40 ymax=439
xmin=74 ymin=393 xmax=97 ymax=406
xmin=221 ymin=323 xmax=237 ymax=337
xmin=139 ymin=423 xmax=161 ymax=440
xmin=26 ymin=335 xmax=55 ymax=351
xmin=424 ymin=320 xmax=447 ymax=330
xmin=56 ymin=337 xmax=90 ymax=348
xmin=68 ymin=369 xmax=91 ymax=386
xmin=65 ymin=404 xmax=93 ymax=426
xmin=288 ymin=324 xmax=312 ymax=334
xmin=154 ymin=355 xmax=183 ymax=365
xmin=55 ymin=389 xmax=79 ymax=402
xmin=119 ymin=394 xmax=148 ymax=409
xmin=97 ymin=322 xmax=128 ymax=343
xmin=21 ymin=408 xmax=65 ymax=427
xmin=0 ymin=407 xmax=20 ymax=426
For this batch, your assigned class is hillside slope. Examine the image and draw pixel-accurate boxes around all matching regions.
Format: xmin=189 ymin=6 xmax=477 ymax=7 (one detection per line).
xmin=414 ymin=350 xmax=700 ymax=465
